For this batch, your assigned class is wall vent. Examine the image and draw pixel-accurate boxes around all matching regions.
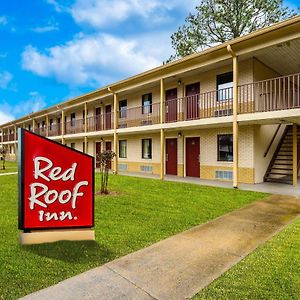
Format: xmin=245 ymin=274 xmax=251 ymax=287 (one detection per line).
xmin=118 ymin=164 xmax=128 ymax=171
xmin=215 ymin=170 xmax=233 ymax=180
xmin=140 ymin=165 xmax=153 ymax=172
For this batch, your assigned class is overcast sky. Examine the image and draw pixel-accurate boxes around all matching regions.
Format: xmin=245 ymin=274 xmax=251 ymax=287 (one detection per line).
xmin=0 ymin=0 xmax=298 ymax=124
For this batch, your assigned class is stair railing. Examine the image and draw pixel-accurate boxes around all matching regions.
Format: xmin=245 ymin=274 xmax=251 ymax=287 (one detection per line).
xmin=264 ymin=124 xmax=282 ymax=157
xmin=263 ymin=125 xmax=290 ymax=182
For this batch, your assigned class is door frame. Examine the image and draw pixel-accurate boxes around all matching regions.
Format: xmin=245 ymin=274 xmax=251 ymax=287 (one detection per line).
xmin=165 ymin=137 xmax=178 ymax=176
xmin=165 ymin=88 xmax=178 ymax=123
xmin=184 ymin=135 xmax=201 ymax=178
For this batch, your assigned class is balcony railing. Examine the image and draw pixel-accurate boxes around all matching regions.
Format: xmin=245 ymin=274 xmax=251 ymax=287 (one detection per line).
xmin=238 ymin=73 xmax=300 ymax=113
xmin=164 ymin=88 xmax=233 ymax=123
xmin=87 ymin=112 xmax=114 ymax=132
xmin=2 ymin=73 xmax=300 ymax=141
xmin=118 ymin=103 xmax=160 ymax=128
xmin=48 ymin=124 xmax=61 ymax=137
xmin=34 ymin=127 xmax=47 ymax=136
xmin=65 ymin=119 xmax=85 ymax=135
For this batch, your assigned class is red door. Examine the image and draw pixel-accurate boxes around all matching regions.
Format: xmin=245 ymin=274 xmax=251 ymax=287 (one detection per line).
xmin=95 ymin=107 xmax=101 ymax=131
xmin=95 ymin=142 xmax=101 ymax=168
xmin=166 ymin=138 xmax=177 ymax=175
xmin=186 ymin=83 xmax=200 ymax=120
xmin=106 ymin=141 xmax=112 ymax=169
xmin=186 ymin=137 xmax=200 ymax=177
xmin=105 ymin=105 xmax=112 ymax=129
xmin=165 ymin=88 xmax=178 ymax=123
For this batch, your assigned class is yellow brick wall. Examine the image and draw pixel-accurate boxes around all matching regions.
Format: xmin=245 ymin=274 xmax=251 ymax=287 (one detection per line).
xmin=118 ymin=133 xmax=161 ymax=164
xmin=179 ymin=125 xmax=254 ymax=168
xmin=200 ymin=165 xmax=255 ymax=184
xmin=119 ymin=161 xmax=160 ymax=175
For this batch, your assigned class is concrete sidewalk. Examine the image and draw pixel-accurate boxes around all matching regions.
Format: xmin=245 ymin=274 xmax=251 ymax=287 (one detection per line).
xmin=0 ymin=172 xmax=17 ymax=176
xmin=118 ymin=171 xmax=300 ymax=196
xmin=22 ymin=195 xmax=300 ymax=300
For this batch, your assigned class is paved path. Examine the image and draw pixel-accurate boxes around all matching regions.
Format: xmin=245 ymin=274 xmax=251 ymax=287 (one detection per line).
xmin=22 ymin=195 xmax=300 ymax=300
xmin=0 ymin=172 xmax=17 ymax=176
xmin=119 ymin=172 xmax=300 ymax=196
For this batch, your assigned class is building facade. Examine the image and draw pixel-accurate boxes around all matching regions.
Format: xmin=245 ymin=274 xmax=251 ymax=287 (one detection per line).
xmin=1 ymin=16 xmax=300 ymax=188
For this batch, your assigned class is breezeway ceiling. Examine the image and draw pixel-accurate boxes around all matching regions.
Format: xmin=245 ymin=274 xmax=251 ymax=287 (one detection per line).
xmin=253 ymin=37 xmax=300 ymax=76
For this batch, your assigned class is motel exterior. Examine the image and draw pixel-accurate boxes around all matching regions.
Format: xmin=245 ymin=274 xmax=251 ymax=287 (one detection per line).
xmin=1 ymin=16 xmax=300 ymax=188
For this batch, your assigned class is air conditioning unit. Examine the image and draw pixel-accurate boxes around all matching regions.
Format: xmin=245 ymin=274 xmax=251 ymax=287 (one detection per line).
xmin=214 ymin=109 xmax=233 ymax=117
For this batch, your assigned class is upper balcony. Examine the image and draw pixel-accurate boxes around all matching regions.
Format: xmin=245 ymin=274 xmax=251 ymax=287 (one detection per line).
xmin=1 ymin=72 xmax=299 ymax=142
xmin=118 ymin=72 xmax=300 ymax=128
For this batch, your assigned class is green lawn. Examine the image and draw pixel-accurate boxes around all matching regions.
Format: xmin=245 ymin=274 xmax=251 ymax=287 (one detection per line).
xmin=0 ymin=172 xmax=267 ymax=299
xmin=195 ymin=216 xmax=300 ymax=300
xmin=0 ymin=160 xmax=18 ymax=174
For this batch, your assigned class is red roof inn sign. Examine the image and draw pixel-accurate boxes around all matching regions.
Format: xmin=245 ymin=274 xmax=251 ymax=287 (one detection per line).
xmin=18 ymin=129 xmax=95 ymax=244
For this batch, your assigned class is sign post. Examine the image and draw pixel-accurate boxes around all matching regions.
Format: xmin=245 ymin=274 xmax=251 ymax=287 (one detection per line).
xmin=18 ymin=129 xmax=95 ymax=244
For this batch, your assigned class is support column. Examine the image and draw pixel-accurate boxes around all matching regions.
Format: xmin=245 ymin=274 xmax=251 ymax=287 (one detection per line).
xmin=293 ymin=123 xmax=298 ymax=187
xmin=84 ymin=103 xmax=88 ymax=133
xmin=46 ymin=115 xmax=49 ymax=137
xmin=232 ymin=55 xmax=239 ymax=188
xmin=84 ymin=136 xmax=88 ymax=154
xmin=32 ymin=119 xmax=35 ymax=133
xmin=61 ymin=110 xmax=65 ymax=145
xmin=160 ymin=78 xmax=165 ymax=180
xmin=113 ymin=93 xmax=118 ymax=174
xmin=160 ymin=129 xmax=165 ymax=180
xmin=84 ymin=103 xmax=88 ymax=154
xmin=14 ymin=125 xmax=17 ymax=161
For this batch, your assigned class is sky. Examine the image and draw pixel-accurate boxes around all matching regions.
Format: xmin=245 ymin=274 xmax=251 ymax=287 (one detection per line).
xmin=0 ymin=0 xmax=299 ymax=125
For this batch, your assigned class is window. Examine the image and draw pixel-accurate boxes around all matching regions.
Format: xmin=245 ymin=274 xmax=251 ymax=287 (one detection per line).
xmin=42 ymin=121 xmax=46 ymax=130
xmin=83 ymin=110 xmax=85 ymax=125
xmin=70 ymin=143 xmax=76 ymax=149
xmin=119 ymin=100 xmax=127 ymax=118
xmin=142 ymin=139 xmax=152 ymax=159
xmin=28 ymin=124 xmax=32 ymax=131
xmin=119 ymin=140 xmax=127 ymax=158
xmin=218 ymin=134 xmax=233 ymax=162
xmin=217 ymin=72 xmax=233 ymax=101
xmin=49 ymin=119 xmax=53 ymax=130
xmin=142 ymin=93 xmax=152 ymax=114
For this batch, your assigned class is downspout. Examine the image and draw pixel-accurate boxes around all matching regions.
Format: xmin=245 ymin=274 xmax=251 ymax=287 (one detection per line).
xmin=108 ymin=87 xmax=118 ymax=174
xmin=227 ymin=45 xmax=239 ymax=188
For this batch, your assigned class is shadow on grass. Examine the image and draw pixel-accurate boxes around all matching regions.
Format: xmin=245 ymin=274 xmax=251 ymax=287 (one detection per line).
xmin=22 ymin=240 xmax=114 ymax=264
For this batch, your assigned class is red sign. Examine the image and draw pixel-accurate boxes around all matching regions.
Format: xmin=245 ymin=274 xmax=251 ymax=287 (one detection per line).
xmin=18 ymin=129 xmax=94 ymax=230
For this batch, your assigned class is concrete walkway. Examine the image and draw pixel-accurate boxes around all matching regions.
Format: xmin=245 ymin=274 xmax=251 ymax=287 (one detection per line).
xmin=22 ymin=195 xmax=300 ymax=300
xmin=0 ymin=172 xmax=17 ymax=176
xmin=119 ymin=171 xmax=300 ymax=197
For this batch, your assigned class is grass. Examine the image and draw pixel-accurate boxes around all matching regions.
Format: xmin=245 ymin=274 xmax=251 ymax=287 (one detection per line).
xmin=0 ymin=160 xmax=18 ymax=174
xmin=0 ymin=170 xmax=267 ymax=299
xmin=195 ymin=216 xmax=300 ymax=300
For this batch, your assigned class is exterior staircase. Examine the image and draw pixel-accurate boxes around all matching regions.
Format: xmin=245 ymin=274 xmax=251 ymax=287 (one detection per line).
xmin=264 ymin=125 xmax=300 ymax=184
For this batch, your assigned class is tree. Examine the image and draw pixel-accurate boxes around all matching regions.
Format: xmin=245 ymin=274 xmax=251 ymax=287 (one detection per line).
xmin=97 ymin=150 xmax=116 ymax=194
xmin=0 ymin=145 xmax=7 ymax=170
xmin=168 ymin=0 xmax=298 ymax=61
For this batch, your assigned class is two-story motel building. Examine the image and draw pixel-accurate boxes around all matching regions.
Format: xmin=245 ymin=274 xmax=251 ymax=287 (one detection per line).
xmin=1 ymin=16 xmax=300 ymax=188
